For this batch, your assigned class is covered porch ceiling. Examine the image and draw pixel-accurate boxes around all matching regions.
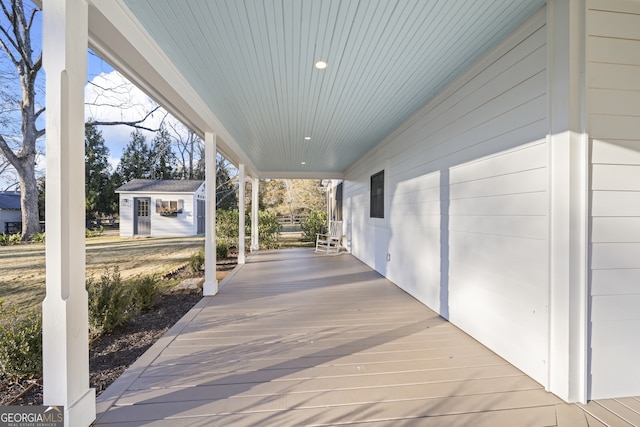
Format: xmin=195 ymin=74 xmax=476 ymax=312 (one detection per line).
xmin=86 ymin=0 xmax=545 ymax=178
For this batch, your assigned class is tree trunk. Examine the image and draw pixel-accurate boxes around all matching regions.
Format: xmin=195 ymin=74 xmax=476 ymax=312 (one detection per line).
xmin=15 ymin=158 xmax=40 ymax=238
xmin=188 ymin=137 xmax=194 ymax=180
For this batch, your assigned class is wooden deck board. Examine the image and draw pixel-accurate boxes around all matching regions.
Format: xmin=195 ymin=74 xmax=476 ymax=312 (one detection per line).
xmin=579 ymin=400 xmax=638 ymax=427
xmin=613 ymin=397 xmax=640 ymax=415
xmin=116 ymin=375 xmax=541 ymax=406
xmin=98 ymin=389 xmax=560 ymax=425
xmin=584 ymin=412 xmax=610 ymax=427
xmin=94 ymin=406 xmax=559 ymax=427
xmin=94 ymin=249 xmax=639 ymax=426
xmin=556 ymin=404 xmax=589 ymax=427
xmin=594 ymin=399 xmax=640 ymax=425
xmin=124 ymin=363 xmax=525 ymax=392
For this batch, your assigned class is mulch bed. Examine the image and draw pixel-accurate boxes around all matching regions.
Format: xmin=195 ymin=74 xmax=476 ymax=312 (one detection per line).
xmin=0 ymin=256 xmax=238 ymax=406
xmin=1 ymin=292 xmax=202 ymax=406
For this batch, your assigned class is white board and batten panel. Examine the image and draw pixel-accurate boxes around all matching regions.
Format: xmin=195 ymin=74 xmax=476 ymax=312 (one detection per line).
xmin=343 ymin=9 xmax=550 ymax=386
xmin=588 ymin=0 xmax=640 ymax=400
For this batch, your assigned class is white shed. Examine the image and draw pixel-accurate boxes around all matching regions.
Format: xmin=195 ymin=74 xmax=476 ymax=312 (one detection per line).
xmin=0 ymin=191 xmax=22 ymax=234
xmin=115 ymin=179 xmax=205 ymax=238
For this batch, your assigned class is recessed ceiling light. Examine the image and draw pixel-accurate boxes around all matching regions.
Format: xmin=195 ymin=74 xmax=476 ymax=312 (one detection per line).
xmin=314 ymin=60 xmax=328 ymax=70
xmin=301 ymin=161 xmax=306 ymax=165
xmin=304 ymin=136 xmax=311 ymax=141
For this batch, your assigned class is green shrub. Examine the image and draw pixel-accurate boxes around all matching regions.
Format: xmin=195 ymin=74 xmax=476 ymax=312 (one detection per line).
xmin=9 ymin=233 xmax=21 ymax=245
xmin=86 ymin=225 xmax=104 ymax=238
xmin=87 ymin=267 xmax=130 ymax=334
xmin=216 ymin=240 xmax=229 ymax=258
xmin=189 ymin=248 xmax=205 ymax=272
xmin=301 ymin=211 xmax=327 ymax=242
xmin=0 ymin=233 xmax=23 ymax=245
xmin=130 ymin=275 xmax=160 ymax=313
xmin=0 ymin=303 xmax=42 ymax=379
xmin=216 ymin=209 xmax=239 ymax=247
xmin=30 ymin=231 xmax=45 ymax=243
xmin=258 ymin=210 xmax=282 ymax=249
xmin=216 ymin=208 xmax=282 ymax=250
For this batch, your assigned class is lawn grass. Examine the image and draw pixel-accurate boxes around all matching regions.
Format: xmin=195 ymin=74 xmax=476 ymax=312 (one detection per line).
xmin=279 ymin=230 xmax=315 ymax=248
xmin=0 ymin=228 xmax=315 ymax=314
xmin=0 ymin=230 xmax=205 ymax=312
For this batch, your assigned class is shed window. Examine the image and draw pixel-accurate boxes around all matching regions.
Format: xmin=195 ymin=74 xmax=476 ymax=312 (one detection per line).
xmin=162 ymin=200 xmax=178 ymax=211
xmin=370 ymin=170 xmax=384 ymax=218
xmin=155 ymin=199 xmax=184 ymax=215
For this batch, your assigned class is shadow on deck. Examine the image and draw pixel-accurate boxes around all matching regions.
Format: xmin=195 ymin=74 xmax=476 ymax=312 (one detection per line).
xmin=93 ymin=249 xmax=635 ymax=426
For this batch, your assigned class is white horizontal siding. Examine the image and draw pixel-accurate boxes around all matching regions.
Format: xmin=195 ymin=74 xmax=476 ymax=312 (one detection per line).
xmin=592 ymin=217 xmax=640 ymax=242
xmin=150 ymin=195 xmax=197 ymax=237
xmin=450 ymin=192 xmax=547 ymax=216
xmin=592 ymin=269 xmax=640 ymax=295
xmin=587 ymin=0 xmax=640 ymax=399
xmin=119 ymin=195 xmax=134 ymax=237
xmin=592 ymin=190 xmax=640 ymax=216
xmin=590 ymin=320 xmax=640 ymax=398
xmin=592 ymin=164 xmax=640 ymax=190
xmin=118 ymin=192 xmax=200 ymax=238
xmin=343 ymin=10 xmax=549 ymax=386
xmin=592 ymin=139 xmax=640 ymax=165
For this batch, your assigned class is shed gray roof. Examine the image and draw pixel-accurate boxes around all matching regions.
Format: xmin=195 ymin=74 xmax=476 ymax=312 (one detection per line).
xmin=115 ymin=179 xmax=204 ymax=194
xmin=0 ymin=192 xmax=21 ymax=210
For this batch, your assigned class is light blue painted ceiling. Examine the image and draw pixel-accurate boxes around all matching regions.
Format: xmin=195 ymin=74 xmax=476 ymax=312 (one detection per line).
xmin=121 ymin=0 xmax=545 ymax=176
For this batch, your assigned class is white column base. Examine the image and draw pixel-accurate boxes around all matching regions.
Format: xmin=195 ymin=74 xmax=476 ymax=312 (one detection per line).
xmin=203 ymin=279 xmax=218 ymax=296
xmin=65 ymin=388 xmax=96 ymax=427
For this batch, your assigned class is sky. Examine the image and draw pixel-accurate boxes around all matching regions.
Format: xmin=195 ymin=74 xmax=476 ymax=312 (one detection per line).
xmin=0 ymin=5 xmax=192 ymax=191
xmin=0 ymin=49 xmax=189 ymax=190
xmin=85 ymin=53 xmax=180 ymax=169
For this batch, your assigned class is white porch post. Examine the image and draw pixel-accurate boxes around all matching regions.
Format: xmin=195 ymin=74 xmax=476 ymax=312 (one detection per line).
xmin=203 ymin=132 xmax=218 ymax=296
xmin=42 ymin=0 xmax=96 ymax=425
xmin=238 ymin=164 xmax=246 ymax=264
xmin=547 ymin=0 xmax=589 ymax=403
xmin=251 ymin=177 xmax=259 ymax=251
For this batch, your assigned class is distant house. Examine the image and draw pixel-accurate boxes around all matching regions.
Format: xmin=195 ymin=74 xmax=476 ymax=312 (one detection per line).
xmin=115 ymin=179 xmax=205 ymax=238
xmin=0 ymin=192 xmax=21 ymax=234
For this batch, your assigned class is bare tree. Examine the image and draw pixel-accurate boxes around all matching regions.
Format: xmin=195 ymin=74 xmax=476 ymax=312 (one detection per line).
xmin=84 ymin=70 xmax=165 ymax=133
xmin=0 ymin=1 xmax=162 ymax=238
xmin=0 ymin=0 xmax=43 ymax=238
xmin=263 ymin=179 xmax=325 ymax=220
xmin=0 ymin=154 xmax=17 ymax=190
xmin=168 ymin=122 xmax=203 ymax=180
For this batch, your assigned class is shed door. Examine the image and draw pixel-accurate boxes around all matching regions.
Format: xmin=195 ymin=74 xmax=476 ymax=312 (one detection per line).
xmin=134 ymin=197 xmax=151 ymax=236
xmin=197 ymin=199 xmax=205 ymax=234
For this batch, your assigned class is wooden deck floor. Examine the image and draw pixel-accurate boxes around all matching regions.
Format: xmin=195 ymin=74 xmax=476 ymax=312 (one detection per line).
xmin=94 ymin=249 xmax=636 ymax=426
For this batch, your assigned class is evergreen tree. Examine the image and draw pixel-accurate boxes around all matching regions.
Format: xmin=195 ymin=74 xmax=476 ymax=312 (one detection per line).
xmin=116 ymin=129 xmax=153 ymax=183
xmin=85 ymin=124 xmax=114 ymax=219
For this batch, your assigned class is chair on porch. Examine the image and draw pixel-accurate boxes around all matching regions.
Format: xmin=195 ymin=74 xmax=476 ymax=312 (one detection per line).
xmin=315 ymin=220 xmax=342 ymax=254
